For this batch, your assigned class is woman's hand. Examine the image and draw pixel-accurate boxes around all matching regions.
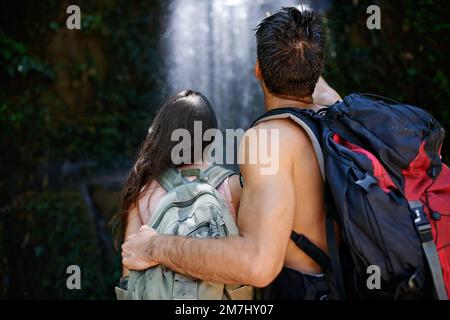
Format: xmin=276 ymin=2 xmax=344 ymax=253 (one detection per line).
xmin=122 ymin=225 xmax=159 ymax=271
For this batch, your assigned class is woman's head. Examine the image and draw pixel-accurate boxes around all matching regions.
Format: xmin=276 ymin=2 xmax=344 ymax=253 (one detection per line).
xmin=114 ymin=90 xmax=217 ymax=244
xmin=147 ymin=89 xmax=218 ymax=167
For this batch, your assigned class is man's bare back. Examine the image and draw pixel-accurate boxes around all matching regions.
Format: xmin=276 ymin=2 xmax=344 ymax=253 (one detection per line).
xmin=246 ymin=113 xmax=326 ymax=276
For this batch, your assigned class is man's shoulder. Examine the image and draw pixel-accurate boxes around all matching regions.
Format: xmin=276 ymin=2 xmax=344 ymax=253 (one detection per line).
xmin=250 ymin=118 xmax=313 ymax=149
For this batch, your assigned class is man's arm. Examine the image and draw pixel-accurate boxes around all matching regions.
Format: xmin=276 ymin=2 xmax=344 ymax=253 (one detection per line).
xmin=121 ymin=207 xmax=143 ymax=276
xmin=122 ymin=122 xmax=299 ymax=287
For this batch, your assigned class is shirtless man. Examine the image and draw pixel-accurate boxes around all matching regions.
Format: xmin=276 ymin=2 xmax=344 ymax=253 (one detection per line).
xmin=122 ymin=7 xmax=342 ymax=299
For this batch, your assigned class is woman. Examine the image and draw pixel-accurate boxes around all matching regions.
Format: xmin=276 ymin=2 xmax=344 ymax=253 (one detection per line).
xmin=115 ymin=90 xmax=242 ymax=278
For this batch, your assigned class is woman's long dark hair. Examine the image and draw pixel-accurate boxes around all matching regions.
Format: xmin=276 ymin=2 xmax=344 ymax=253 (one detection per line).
xmin=112 ymin=90 xmax=217 ymax=246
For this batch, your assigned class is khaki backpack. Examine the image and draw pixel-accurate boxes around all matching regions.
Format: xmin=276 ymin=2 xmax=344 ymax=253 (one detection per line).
xmin=116 ymin=165 xmax=254 ymax=300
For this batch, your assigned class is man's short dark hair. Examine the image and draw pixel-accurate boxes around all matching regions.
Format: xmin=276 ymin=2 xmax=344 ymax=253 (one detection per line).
xmin=256 ymin=7 xmax=325 ymax=98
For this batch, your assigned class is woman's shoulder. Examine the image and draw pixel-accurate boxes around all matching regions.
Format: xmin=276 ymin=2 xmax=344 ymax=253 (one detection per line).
xmin=216 ymin=174 xmax=241 ymax=220
xmin=137 ymin=180 xmax=167 ymax=224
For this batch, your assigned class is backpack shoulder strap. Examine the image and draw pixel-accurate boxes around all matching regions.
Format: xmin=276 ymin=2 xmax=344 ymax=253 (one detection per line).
xmin=252 ymin=108 xmax=325 ymax=181
xmin=157 ymin=167 xmax=187 ymax=192
xmin=158 ymin=166 xmax=235 ymax=192
xmin=204 ymin=165 xmax=235 ymax=189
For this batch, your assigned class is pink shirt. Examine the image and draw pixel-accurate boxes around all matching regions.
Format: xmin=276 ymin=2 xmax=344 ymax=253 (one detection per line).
xmin=137 ymin=175 xmax=237 ymax=225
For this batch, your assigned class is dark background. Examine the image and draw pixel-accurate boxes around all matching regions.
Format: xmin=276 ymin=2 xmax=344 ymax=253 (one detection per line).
xmin=0 ymin=0 xmax=449 ymax=299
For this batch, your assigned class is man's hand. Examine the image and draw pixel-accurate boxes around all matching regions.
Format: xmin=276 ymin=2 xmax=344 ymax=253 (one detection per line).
xmin=122 ymin=225 xmax=159 ymax=271
xmin=313 ymin=76 xmax=342 ymax=106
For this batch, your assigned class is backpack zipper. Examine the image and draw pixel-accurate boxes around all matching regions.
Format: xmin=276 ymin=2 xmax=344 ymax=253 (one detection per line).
xmin=185 ymin=202 xmax=227 ymax=237
xmin=186 ymin=222 xmax=211 ymax=237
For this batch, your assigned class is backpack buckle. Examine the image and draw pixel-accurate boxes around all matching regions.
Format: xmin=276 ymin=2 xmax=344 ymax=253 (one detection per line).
xmin=408 ymin=273 xmax=419 ymax=290
xmin=417 ymin=224 xmax=433 ymax=243
xmin=355 ymin=173 xmax=378 ymax=192
xmin=408 ymin=201 xmax=434 ymax=243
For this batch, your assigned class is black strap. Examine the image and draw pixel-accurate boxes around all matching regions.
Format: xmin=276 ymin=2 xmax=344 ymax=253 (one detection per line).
xmin=409 ymin=201 xmax=448 ymax=300
xmin=290 ymin=231 xmax=331 ymax=272
xmin=251 ymin=107 xmax=320 ymax=130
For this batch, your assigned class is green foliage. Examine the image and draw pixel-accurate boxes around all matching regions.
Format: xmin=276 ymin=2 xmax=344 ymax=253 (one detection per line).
xmin=3 ymin=191 xmax=120 ymax=299
xmin=0 ymin=0 xmax=164 ymax=185
xmin=0 ymin=0 xmax=163 ymax=299
xmin=325 ymin=0 xmax=450 ymax=161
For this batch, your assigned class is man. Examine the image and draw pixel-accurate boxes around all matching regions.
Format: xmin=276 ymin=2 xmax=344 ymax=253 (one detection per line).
xmin=122 ymin=7 xmax=342 ymax=299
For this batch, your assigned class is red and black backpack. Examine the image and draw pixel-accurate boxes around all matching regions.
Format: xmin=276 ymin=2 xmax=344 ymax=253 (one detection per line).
xmin=253 ymin=93 xmax=450 ymax=300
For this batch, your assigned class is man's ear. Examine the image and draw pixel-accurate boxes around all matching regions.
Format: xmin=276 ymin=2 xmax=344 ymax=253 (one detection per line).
xmin=255 ymin=60 xmax=263 ymax=80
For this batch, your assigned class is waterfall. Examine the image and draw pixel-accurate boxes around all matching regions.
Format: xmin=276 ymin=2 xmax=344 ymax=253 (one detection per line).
xmin=162 ymin=0 xmax=330 ymax=130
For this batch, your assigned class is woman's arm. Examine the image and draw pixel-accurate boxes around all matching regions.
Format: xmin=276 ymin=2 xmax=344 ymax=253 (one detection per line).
xmin=228 ymin=174 xmax=242 ymax=214
xmin=122 ymin=207 xmax=143 ymax=277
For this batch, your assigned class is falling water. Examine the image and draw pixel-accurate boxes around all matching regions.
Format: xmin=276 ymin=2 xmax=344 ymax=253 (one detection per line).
xmin=162 ymin=0 xmax=330 ymax=130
